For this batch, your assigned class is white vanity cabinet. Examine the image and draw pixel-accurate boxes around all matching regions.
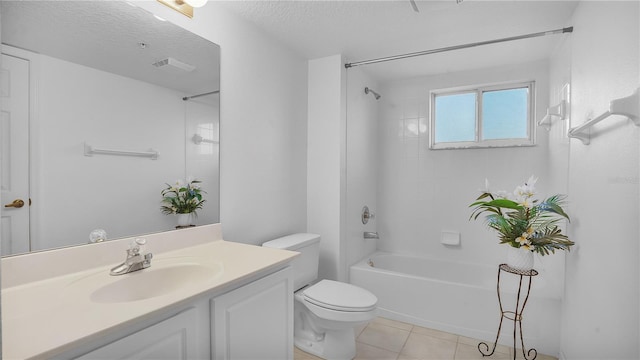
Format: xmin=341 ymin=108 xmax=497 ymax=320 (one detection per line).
xmin=212 ymin=267 xmax=294 ymax=360
xmin=69 ymin=266 xmax=293 ymax=360
xmin=74 ymin=307 xmax=205 ymax=360
xmin=2 ymin=234 xmax=299 ymax=360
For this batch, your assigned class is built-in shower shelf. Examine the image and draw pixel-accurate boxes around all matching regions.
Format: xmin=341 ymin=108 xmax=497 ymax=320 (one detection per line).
xmin=568 ymin=88 xmax=640 ymax=145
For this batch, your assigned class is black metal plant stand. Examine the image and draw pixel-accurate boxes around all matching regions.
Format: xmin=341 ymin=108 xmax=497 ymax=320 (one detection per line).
xmin=478 ymin=264 xmax=538 ymax=360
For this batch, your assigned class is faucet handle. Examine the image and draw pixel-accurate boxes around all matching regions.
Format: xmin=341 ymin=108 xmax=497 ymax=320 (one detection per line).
xmin=142 ymin=252 xmax=153 ymax=269
xmin=362 ymin=206 xmax=376 ymax=224
xmin=128 ymin=238 xmax=147 ymax=256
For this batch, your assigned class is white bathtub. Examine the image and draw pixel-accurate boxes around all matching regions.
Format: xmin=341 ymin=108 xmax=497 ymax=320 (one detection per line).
xmin=350 ymin=252 xmax=561 ymax=356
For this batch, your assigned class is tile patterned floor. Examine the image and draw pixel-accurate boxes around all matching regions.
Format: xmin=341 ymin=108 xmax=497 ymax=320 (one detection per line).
xmin=294 ymin=317 xmax=559 ymax=360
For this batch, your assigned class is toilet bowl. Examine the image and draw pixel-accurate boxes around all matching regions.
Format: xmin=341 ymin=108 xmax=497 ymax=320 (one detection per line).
xmin=262 ymin=234 xmax=378 ymax=360
xmin=294 ymin=280 xmax=377 ymax=359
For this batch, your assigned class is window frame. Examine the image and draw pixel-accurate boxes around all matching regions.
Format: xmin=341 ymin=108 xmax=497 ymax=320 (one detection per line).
xmin=429 ymin=81 xmax=536 ymax=150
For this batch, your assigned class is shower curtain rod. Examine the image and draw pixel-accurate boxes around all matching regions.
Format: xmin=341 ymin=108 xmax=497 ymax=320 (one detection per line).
xmin=344 ymin=27 xmax=573 ymax=69
xmin=182 ymin=90 xmax=220 ymax=101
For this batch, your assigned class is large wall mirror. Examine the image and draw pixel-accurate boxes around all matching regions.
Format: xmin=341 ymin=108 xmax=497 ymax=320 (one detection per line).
xmin=0 ymin=1 xmax=220 ymax=256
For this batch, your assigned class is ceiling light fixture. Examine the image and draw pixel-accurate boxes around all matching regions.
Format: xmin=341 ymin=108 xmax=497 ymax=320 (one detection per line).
xmin=156 ymin=0 xmax=208 ymax=18
xmin=184 ymin=0 xmax=208 ymax=8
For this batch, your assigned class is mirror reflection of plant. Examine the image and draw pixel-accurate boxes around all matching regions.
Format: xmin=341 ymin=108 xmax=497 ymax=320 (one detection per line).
xmin=469 ymin=176 xmax=574 ymax=255
xmin=161 ymin=179 xmax=206 ymax=216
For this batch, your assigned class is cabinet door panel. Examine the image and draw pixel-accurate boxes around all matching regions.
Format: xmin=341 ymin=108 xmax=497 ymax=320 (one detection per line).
xmin=75 ymin=308 xmax=198 ymax=360
xmin=212 ymin=267 xmax=293 ymax=360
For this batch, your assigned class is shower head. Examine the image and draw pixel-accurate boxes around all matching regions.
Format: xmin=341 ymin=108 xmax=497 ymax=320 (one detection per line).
xmin=365 ymin=87 xmax=381 ymax=100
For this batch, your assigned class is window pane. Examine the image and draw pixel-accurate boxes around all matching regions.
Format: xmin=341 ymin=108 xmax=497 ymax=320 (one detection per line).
xmin=434 ymin=93 xmax=476 ymax=143
xmin=482 ymin=88 xmax=528 ymax=140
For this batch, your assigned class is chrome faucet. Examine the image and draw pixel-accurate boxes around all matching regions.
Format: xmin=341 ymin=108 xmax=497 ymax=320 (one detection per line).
xmin=110 ymin=238 xmax=153 ymax=276
xmin=363 ymin=231 xmax=379 ymax=239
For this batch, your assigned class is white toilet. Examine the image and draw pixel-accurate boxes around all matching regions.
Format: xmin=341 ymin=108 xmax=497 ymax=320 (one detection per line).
xmin=263 ymin=233 xmax=378 ymax=360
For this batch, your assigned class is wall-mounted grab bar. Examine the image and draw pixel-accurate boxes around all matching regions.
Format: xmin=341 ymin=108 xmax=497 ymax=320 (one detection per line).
xmin=568 ymin=88 xmax=639 ymax=145
xmin=84 ymin=142 xmax=158 ymax=160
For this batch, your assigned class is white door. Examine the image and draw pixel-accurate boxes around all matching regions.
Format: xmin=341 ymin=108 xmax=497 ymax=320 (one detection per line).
xmin=1 ymin=51 xmax=31 ymax=255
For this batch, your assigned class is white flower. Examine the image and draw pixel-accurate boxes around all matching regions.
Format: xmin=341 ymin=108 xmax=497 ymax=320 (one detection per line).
xmin=519 ymin=197 xmax=532 ymax=208
xmin=516 ymin=234 xmax=529 ymax=245
xmin=495 ymin=190 xmax=510 ymax=199
xmin=521 ymin=243 xmax=533 ymax=251
xmin=513 ymin=175 xmax=538 ymax=206
xmin=525 ymin=175 xmax=538 ymax=188
xmin=515 ymin=175 xmax=537 ymax=198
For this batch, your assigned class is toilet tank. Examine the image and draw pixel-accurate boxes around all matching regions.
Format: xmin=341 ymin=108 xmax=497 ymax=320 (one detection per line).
xmin=263 ymin=233 xmax=320 ymax=291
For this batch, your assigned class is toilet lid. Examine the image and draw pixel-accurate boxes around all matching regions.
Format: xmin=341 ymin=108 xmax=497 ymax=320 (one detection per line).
xmin=303 ymin=280 xmax=377 ymax=312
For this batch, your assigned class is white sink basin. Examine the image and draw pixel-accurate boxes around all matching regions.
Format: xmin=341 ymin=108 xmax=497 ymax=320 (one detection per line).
xmin=61 ymin=259 xmax=224 ymax=304
xmin=90 ymin=263 xmax=222 ymax=303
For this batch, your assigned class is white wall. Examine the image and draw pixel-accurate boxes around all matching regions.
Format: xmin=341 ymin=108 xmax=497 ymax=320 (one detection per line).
xmin=137 ymin=1 xmax=309 ymax=246
xmin=32 ymin=54 xmax=188 ymax=250
xmin=559 ymin=2 xmax=639 ymax=359
xmin=345 ymin=67 xmax=379 ymax=277
xmin=307 ymin=54 xmax=346 ymax=281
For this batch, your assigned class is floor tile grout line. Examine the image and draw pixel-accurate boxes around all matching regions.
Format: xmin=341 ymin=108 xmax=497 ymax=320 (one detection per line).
xmin=356 ymin=321 xmax=411 ymax=356
xmin=396 ymin=324 xmax=413 ymax=358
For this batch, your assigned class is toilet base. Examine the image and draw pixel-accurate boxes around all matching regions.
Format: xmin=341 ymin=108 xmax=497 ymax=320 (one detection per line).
xmin=294 ymin=328 xmax=356 ymax=360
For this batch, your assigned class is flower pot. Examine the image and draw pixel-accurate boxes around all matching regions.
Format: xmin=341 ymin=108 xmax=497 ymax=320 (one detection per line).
xmin=506 ymin=246 xmax=534 ymax=271
xmin=176 ymin=213 xmax=193 ymax=227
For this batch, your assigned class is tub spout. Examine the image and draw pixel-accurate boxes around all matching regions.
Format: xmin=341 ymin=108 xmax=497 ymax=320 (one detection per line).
xmin=363 ymin=231 xmax=379 ymax=239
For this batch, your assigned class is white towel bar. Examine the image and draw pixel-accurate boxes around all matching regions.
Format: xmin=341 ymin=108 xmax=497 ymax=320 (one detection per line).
xmin=568 ymin=88 xmax=639 ymax=145
xmin=84 ymin=143 xmax=158 ymax=160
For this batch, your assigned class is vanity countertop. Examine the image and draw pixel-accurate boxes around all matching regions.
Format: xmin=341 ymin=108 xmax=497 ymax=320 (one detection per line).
xmin=2 ymin=237 xmax=298 ymax=359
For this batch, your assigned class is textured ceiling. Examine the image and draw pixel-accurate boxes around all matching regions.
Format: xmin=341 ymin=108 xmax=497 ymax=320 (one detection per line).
xmin=1 ymin=1 xmax=578 ymax=89
xmin=219 ymin=0 xmax=579 ymax=82
xmin=1 ymin=1 xmax=220 ymax=96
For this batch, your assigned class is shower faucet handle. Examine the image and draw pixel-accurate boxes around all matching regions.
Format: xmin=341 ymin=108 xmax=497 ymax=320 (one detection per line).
xmin=362 ymin=206 xmax=375 ymax=224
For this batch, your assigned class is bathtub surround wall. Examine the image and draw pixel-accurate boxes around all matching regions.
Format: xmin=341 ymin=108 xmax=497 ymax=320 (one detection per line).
xmin=184 ymin=94 xmax=220 ymax=225
xmin=1 ymin=10 xmax=4 ymax=354
xmin=307 ymin=54 xmax=347 ymax=281
xmin=307 ymin=59 xmax=380 ymax=282
xmin=136 ymin=1 xmax=309 ymax=245
xmin=345 ymin=66 xmax=379 ymax=279
xmin=557 ymin=2 xmax=639 ymax=359
xmin=377 ymin=60 xmax=556 ymax=267
xmin=546 ymin=24 xmax=571 ymax=212
xmin=373 ymin=60 xmax=566 ymax=353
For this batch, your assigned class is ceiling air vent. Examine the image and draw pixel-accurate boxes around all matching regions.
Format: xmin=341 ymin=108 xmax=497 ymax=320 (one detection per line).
xmin=152 ymin=57 xmax=195 ymax=72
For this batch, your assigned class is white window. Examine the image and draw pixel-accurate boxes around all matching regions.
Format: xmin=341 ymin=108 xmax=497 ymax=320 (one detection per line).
xmin=429 ymin=82 xmax=535 ymax=149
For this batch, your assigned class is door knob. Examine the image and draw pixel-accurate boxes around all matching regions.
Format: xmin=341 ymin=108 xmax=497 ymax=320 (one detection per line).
xmin=4 ymin=199 xmax=25 ymax=208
